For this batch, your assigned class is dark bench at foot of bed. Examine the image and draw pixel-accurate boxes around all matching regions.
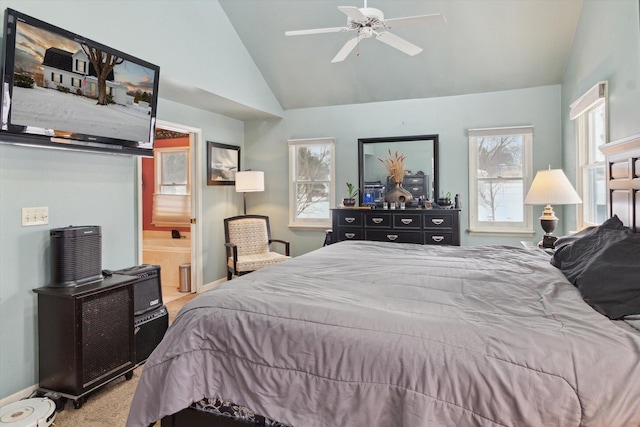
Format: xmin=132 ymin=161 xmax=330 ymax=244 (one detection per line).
xmin=161 ymin=407 xmax=258 ymax=427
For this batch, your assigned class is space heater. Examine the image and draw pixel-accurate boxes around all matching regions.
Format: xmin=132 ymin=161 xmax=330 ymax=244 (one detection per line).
xmin=49 ymin=225 xmax=102 ymax=287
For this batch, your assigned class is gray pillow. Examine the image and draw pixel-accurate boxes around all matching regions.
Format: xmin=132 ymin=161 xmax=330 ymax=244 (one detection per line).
xmin=551 ymin=215 xmax=626 ymax=268
xmin=551 ymin=218 xmax=640 ymax=319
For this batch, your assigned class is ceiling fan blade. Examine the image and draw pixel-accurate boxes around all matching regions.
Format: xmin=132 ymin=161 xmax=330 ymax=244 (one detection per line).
xmin=338 ymin=6 xmax=368 ymax=23
xmin=376 ymin=31 xmax=423 ymax=56
xmin=331 ymin=35 xmax=361 ymax=63
xmin=285 ymin=26 xmax=349 ymax=36
xmin=384 ymin=13 xmax=447 ymax=28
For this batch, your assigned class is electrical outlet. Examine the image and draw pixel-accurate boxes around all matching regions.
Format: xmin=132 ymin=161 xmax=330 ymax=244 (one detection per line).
xmin=22 ymin=206 xmax=49 ymax=226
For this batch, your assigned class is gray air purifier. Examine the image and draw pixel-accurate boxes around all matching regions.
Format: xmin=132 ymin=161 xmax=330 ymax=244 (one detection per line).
xmin=49 ymin=225 xmax=102 ymax=287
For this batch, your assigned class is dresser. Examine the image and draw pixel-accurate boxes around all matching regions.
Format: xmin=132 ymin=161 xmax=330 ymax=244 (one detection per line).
xmin=331 ymin=208 xmax=460 ymax=246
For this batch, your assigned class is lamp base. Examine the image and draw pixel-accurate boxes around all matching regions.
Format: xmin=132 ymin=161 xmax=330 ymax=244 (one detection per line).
xmin=538 ymin=204 xmax=559 ymax=248
xmin=540 ymin=234 xmax=558 ymax=249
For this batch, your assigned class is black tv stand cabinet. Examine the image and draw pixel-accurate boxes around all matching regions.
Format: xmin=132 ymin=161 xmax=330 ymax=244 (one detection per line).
xmin=33 ymin=274 xmax=138 ymax=409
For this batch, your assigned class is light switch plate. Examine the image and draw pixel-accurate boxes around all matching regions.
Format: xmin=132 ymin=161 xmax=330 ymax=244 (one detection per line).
xmin=22 ymin=207 xmax=49 ymax=226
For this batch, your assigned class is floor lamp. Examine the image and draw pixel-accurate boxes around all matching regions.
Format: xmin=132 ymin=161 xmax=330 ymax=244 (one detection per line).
xmin=524 ymin=167 xmax=582 ymax=248
xmin=235 ymin=171 xmax=264 ymax=215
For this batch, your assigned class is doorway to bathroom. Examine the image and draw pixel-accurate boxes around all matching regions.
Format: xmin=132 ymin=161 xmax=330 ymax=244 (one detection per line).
xmin=137 ymin=120 xmax=203 ymax=303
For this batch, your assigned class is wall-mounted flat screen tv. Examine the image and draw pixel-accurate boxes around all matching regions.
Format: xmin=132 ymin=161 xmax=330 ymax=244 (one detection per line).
xmin=0 ymin=8 xmax=160 ymax=156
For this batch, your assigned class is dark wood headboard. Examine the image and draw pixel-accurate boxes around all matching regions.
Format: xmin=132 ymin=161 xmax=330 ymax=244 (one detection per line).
xmin=600 ymin=134 xmax=640 ymax=232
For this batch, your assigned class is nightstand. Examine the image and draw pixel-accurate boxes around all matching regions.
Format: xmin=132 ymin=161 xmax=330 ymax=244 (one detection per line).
xmin=521 ymin=240 xmax=555 ymax=254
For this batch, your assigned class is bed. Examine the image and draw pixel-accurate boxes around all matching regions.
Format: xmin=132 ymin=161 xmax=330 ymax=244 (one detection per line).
xmin=127 ymin=136 xmax=640 ymax=427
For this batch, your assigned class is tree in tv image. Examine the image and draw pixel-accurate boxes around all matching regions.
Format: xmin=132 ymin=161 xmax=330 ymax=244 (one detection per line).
xmin=9 ymin=18 xmax=156 ymax=145
xmin=81 ymin=45 xmax=124 ymax=106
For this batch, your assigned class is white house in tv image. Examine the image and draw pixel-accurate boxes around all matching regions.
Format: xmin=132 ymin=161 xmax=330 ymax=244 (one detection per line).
xmin=9 ymin=44 xmax=153 ymax=144
xmin=42 ymin=47 xmax=130 ymax=108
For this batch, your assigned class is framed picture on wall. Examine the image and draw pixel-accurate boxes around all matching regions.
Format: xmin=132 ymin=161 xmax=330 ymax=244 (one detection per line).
xmin=207 ymin=141 xmax=240 ymax=185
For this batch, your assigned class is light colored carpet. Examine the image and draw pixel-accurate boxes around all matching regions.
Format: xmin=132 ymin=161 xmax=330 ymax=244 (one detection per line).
xmin=52 ymin=293 xmax=197 ymax=426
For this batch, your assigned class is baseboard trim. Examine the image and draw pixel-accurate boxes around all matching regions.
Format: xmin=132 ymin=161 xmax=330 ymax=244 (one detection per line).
xmin=200 ymin=277 xmax=226 ymax=293
xmin=0 ymin=384 xmax=38 ymax=408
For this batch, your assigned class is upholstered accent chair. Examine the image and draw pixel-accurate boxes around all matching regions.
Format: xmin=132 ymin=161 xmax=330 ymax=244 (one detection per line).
xmin=224 ymin=215 xmax=291 ymax=280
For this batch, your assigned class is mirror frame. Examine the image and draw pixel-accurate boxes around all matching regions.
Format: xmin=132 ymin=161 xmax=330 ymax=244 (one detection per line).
xmin=358 ymin=135 xmax=439 ymax=206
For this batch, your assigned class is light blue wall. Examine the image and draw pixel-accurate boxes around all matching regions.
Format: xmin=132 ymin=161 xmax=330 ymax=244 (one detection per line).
xmin=0 ymin=1 xmax=267 ymax=399
xmin=245 ymin=85 xmax=562 ymax=253
xmin=561 ymin=0 xmax=640 ymax=231
xmin=0 ymin=145 xmax=139 ymax=395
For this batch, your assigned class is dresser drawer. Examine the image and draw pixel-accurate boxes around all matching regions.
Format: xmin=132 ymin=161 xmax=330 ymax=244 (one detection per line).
xmin=366 ymin=230 xmax=422 ymax=244
xmin=336 ymin=228 xmax=363 ymax=241
xmin=405 ymin=184 xmax=425 ymax=194
xmin=337 ymin=212 xmax=362 ymax=226
xmin=403 ymin=176 xmax=426 ymax=186
xmin=365 ymin=213 xmax=391 ymax=227
xmin=423 ymin=213 xmax=454 ymax=229
xmin=424 ymin=232 xmax=453 ymax=245
xmin=393 ymin=213 xmax=421 ymax=229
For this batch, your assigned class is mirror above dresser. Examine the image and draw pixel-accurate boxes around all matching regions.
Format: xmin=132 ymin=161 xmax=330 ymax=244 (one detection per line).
xmin=358 ymin=135 xmax=439 ymax=206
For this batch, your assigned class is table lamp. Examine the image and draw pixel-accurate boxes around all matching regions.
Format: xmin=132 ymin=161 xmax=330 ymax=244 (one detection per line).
xmin=235 ymin=170 xmax=264 ymax=215
xmin=524 ymin=167 xmax=582 ymax=248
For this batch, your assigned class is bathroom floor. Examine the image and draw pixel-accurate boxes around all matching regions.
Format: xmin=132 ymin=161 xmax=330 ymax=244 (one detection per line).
xmin=163 ymin=284 xmax=189 ymax=304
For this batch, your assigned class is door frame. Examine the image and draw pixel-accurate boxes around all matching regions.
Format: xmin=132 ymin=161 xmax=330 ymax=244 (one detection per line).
xmin=136 ymin=119 xmax=203 ymax=293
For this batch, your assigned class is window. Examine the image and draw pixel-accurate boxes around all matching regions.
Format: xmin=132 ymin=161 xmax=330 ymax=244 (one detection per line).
xmin=71 ymin=77 xmax=81 ymax=88
xmin=75 ymin=59 xmax=86 ymax=73
xmin=51 ymin=73 xmax=62 ymax=84
xmin=468 ymin=126 xmax=533 ymax=234
xmin=288 ymin=138 xmax=335 ymax=228
xmin=570 ymin=82 xmax=607 ymax=228
xmin=152 ymin=147 xmax=191 ymax=226
xmin=155 ymin=147 xmax=190 ymax=195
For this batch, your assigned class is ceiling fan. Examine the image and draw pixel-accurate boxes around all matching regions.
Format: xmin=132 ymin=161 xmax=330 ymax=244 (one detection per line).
xmin=285 ymin=0 xmax=446 ymax=63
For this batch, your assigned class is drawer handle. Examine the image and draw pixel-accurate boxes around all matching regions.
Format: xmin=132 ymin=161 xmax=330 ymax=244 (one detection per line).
xmin=345 ymin=233 xmax=356 ymax=239
xmin=401 ymin=218 xmax=413 ymax=224
xmin=345 ymin=217 xmax=355 ymax=223
xmin=387 ymin=234 xmax=398 ymax=241
xmin=372 ymin=218 xmax=383 ymax=224
xmin=431 ymin=218 xmax=444 ymax=225
xmin=411 ymin=187 xmax=419 ymax=191
xmin=431 ymin=235 xmax=444 ymax=242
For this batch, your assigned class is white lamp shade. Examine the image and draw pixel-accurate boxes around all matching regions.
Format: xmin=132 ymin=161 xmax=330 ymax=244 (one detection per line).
xmin=524 ymin=168 xmax=582 ymax=205
xmin=235 ymin=171 xmax=264 ymax=193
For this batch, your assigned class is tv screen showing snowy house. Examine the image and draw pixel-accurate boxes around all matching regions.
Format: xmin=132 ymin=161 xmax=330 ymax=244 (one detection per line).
xmin=7 ymin=18 xmax=158 ymax=147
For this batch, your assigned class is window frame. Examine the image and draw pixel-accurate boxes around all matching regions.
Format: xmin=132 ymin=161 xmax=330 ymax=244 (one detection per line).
xmin=75 ymin=59 xmax=86 ymax=73
xmin=468 ymin=126 xmax=534 ymax=235
xmin=154 ymin=146 xmax=191 ymax=195
xmin=288 ymin=137 xmax=335 ymax=229
xmin=571 ymin=82 xmax=607 ymax=229
xmin=151 ymin=146 xmax=191 ymax=227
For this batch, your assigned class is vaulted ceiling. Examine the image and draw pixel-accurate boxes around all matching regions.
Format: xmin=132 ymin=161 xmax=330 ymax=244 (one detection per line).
xmin=218 ymin=0 xmax=583 ymax=111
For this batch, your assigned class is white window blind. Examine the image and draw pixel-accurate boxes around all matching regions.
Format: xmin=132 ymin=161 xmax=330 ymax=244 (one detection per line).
xmin=569 ymin=82 xmax=606 ymax=120
xmin=152 ymin=146 xmax=191 ymax=227
xmin=151 ymin=194 xmax=191 ymax=226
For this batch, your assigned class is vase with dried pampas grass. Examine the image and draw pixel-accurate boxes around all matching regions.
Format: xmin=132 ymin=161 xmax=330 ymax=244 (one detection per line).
xmin=378 ymin=149 xmax=413 ymax=205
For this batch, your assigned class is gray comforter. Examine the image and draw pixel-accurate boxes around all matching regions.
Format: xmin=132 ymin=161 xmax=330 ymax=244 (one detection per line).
xmin=127 ymin=241 xmax=640 ymax=426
